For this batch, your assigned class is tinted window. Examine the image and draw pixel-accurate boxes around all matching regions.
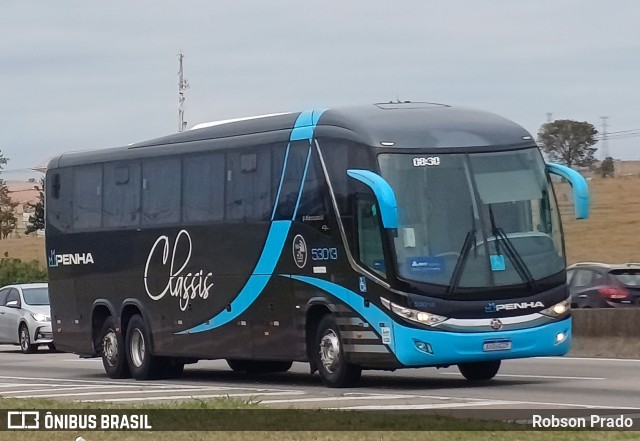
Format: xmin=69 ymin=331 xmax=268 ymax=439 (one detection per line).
xmin=73 ymin=165 xmax=102 ymax=229
xmin=47 ymin=168 xmax=73 ymax=231
xmin=7 ymin=289 xmax=20 ymax=305
xmin=142 ymin=158 xmax=181 ymax=225
xmin=294 ymin=148 xmax=330 ymax=233
xmin=22 ymin=288 xmax=49 ymax=305
xmin=357 ymin=197 xmax=386 ymax=277
xmin=104 ymin=162 xmax=141 ymax=228
xmin=273 ymin=141 xmax=310 ymax=220
xmin=572 ymin=269 xmax=594 ymax=288
xmin=0 ymin=288 xmax=9 ymax=306
xmin=226 ymin=148 xmax=272 ymax=221
xmin=183 ymin=153 xmax=225 ymax=222
xmin=611 ymin=270 xmax=640 ymax=287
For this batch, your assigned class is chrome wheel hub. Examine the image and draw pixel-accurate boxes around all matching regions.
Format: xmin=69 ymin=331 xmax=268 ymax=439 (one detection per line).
xmin=130 ymin=329 xmax=145 ymax=368
xmin=102 ymin=330 xmax=119 ymax=367
xmin=319 ymin=329 xmax=341 ymax=373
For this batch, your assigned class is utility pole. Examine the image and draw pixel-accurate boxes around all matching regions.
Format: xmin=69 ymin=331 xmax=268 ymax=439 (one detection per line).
xmin=178 ymin=53 xmax=189 ymax=132
xmin=600 ymin=116 xmax=609 ymax=159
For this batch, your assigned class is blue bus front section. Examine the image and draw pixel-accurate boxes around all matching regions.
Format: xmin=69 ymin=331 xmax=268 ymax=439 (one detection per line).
xmin=291 ymin=275 xmax=570 ymax=369
xmin=391 ymin=318 xmax=571 ymax=367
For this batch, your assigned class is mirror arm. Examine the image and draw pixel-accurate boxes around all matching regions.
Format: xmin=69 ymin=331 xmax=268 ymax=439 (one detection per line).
xmin=347 ymin=169 xmax=398 ymax=229
xmin=546 ymin=163 xmax=590 ymax=219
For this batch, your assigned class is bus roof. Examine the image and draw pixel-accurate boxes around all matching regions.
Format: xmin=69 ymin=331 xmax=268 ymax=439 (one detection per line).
xmin=48 ymin=102 xmax=535 ymax=169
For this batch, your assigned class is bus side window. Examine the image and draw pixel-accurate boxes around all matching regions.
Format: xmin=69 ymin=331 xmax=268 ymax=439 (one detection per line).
xmin=103 ymin=162 xmax=141 ymax=228
xmin=73 ymin=165 xmax=102 ymax=230
xmin=356 ymin=195 xmax=386 ymax=277
xmin=294 ymin=149 xmax=331 ymax=234
xmin=142 ymin=158 xmax=181 ymax=226
xmin=183 ymin=153 xmax=225 ymax=222
xmin=226 ymin=148 xmax=272 ymax=222
xmin=47 ymin=169 xmax=73 ymax=231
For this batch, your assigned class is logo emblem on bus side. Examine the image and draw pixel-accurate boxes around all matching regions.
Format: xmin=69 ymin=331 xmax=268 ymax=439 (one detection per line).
xmin=293 ymin=235 xmax=307 ymax=269
xmin=490 ymin=318 xmax=503 ymax=331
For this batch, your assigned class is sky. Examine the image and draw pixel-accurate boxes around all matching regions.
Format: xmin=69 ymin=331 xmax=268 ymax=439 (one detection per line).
xmin=1 ymin=0 xmax=639 ymax=178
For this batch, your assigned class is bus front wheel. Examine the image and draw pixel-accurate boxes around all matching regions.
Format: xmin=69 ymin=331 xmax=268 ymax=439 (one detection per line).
xmin=458 ymin=360 xmax=501 ymax=381
xmin=312 ymin=315 xmax=362 ymax=388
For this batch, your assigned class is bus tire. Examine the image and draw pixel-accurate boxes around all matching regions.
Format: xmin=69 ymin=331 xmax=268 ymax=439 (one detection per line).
xmin=100 ymin=316 xmax=130 ymax=379
xmin=125 ymin=314 xmax=161 ymax=380
xmin=458 ymin=360 xmax=501 ymax=381
xmin=312 ymin=315 xmax=362 ymax=388
xmin=226 ymin=359 xmax=292 ymax=373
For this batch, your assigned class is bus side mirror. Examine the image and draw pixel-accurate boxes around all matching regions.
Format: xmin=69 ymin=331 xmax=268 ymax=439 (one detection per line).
xmin=546 ymin=163 xmax=589 ymax=220
xmin=347 ymin=169 xmax=398 ymax=229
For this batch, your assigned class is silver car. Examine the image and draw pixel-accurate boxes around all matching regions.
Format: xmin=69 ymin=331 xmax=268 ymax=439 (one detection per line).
xmin=0 ymin=283 xmax=54 ymax=353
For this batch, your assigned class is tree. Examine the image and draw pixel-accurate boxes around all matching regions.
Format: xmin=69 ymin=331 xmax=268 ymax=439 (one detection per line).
xmin=537 ymin=120 xmax=599 ymax=168
xmin=0 ymin=186 xmax=17 ymax=239
xmin=26 ymin=177 xmax=45 ymax=235
xmin=600 ymin=156 xmax=615 ymax=178
xmin=0 ymin=150 xmax=17 ymax=239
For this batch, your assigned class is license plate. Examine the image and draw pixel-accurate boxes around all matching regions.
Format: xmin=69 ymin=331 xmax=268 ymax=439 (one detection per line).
xmin=483 ymin=339 xmax=512 ymax=352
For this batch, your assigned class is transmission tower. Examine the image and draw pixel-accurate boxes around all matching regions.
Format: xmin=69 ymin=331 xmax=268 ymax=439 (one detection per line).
xmin=178 ymin=53 xmax=190 ymax=132
xmin=600 ymin=116 xmax=609 ymax=159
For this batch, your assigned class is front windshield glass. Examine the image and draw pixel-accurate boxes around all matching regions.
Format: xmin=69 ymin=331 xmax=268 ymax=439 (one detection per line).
xmin=378 ymin=149 xmax=564 ymax=290
xmin=22 ymin=287 xmax=50 ymax=305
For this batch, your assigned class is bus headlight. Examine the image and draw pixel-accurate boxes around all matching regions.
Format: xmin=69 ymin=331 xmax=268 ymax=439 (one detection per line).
xmin=380 ymin=298 xmax=447 ymax=326
xmin=539 ymin=298 xmax=571 ymax=318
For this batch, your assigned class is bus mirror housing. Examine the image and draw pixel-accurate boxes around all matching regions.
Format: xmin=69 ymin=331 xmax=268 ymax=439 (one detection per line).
xmin=546 ymin=163 xmax=589 ymax=220
xmin=347 ymin=169 xmax=398 ymax=229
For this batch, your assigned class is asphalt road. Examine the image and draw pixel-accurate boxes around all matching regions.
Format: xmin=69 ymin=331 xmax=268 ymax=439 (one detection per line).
xmin=1 ymin=344 xmax=639 ymax=410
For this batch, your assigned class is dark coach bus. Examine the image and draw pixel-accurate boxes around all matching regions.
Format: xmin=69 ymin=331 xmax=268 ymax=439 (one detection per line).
xmin=45 ymin=102 xmax=589 ymax=387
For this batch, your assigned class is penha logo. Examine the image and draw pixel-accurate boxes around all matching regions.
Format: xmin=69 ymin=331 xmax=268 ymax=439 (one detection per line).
xmin=48 ymin=250 xmax=94 ymax=268
xmin=292 ymin=234 xmax=307 ymax=269
xmin=144 ymin=230 xmax=214 ymax=311
xmin=485 ymin=301 xmax=544 ymax=313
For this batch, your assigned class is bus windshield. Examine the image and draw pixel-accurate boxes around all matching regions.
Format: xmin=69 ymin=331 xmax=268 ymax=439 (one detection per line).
xmin=378 ymin=148 xmax=564 ymax=290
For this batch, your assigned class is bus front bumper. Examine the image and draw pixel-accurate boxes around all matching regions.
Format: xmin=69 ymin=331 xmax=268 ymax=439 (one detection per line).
xmin=391 ymin=317 xmax=571 ymax=367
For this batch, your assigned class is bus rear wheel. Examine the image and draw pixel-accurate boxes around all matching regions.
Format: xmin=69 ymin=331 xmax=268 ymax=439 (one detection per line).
xmin=100 ymin=316 xmax=130 ymax=379
xmin=126 ymin=314 xmax=162 ymax=380
xmin=458 ymin=360 xmax=501 ymax=381
xmin=227 ymin=359 xmax=292 ymax=373
xmin=312 ymin=315 xmax=361 ymax=388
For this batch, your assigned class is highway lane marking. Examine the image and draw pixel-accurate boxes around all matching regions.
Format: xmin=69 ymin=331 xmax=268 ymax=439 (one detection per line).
xmin=260 ymin=394 xmax=416 ymax=404
xmin=545 ymin=356 xmax=640 ymax=362
xmin=0 ymin=375 xmax=298 ymax=392
xmin=81 ymin=391 xmax=306 ymax=403
xmin=474 ymin=398 xmax=640 ymax=410
xmin=438 ymin=372 xmax=606 ymax=380
xmin=1 ymin=384 xmax=174 ymax=395
xmin=15 ymin=387 xmax=305 ymax=399
xmin=332 ymin=400 xmax=509 ymax=410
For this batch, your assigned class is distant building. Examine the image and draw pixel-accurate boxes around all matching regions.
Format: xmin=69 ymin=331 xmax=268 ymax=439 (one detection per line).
xmin=4 ymin=180 xmax=41 ymax=237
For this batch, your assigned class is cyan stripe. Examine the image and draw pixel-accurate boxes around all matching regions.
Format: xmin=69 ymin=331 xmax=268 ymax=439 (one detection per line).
xmin=292 ymin=143 xmax=313 ymax=220
xmin=177 ymin=221 xmax=291 ymax=334
xmin=176 ymin=108 xmax=326 ymax=335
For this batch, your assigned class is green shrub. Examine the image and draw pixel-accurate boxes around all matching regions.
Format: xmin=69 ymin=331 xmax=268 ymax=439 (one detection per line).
xmin=0 ymin=256 xmax=48 ymax=286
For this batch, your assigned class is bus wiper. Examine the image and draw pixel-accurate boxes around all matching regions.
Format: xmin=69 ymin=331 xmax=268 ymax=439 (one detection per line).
xmin=487 ymin=205 xmax=536 ymax=288
xmin=447 ymin=206 xmax=478 ymax=295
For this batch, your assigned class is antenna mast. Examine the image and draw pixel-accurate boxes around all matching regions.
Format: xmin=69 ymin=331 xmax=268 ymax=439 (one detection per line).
xmin=600 ymin=116 xmax=609 ymax=159
xmin=178 ymin=53 xmax=189 ymax=132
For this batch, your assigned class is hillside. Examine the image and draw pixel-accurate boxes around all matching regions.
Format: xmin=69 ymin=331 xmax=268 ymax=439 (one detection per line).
xmin=0 ymin=175 xmax=638 ymax=268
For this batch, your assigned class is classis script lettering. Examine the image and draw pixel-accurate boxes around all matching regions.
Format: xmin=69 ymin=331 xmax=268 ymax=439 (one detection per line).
xmin=144 ymin=230 xmax=213 ymax=311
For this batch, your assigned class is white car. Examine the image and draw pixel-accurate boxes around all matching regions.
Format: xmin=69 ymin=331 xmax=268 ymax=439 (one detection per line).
xmin=0 ymin=283 xmax=54 ymax=353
